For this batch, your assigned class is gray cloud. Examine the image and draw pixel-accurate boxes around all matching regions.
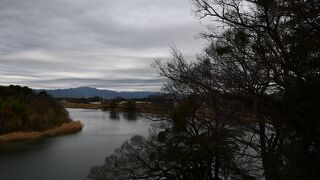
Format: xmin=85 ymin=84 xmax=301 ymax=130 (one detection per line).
xmin=0 ymin=0 xmax=206 ymax=91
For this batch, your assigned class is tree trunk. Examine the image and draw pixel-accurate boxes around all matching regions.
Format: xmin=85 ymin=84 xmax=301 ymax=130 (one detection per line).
xmin=213 ymin=156 xmax=220 ymax=180
xmin=258 ymin=120 xmax=270 ymax=179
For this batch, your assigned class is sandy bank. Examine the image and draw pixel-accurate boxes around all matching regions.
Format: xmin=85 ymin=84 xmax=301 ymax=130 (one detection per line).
xmin=0 ymin=121 xmax=83 ymax=143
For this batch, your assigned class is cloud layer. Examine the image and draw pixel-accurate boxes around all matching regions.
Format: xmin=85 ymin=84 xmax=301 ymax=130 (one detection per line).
xmin=0 ymin=0 xmax=205 ymax=91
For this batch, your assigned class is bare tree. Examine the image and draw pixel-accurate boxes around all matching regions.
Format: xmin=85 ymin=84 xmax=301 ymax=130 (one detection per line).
xmin=87 ymin=1 xmax=319 ymax=179
xmin=191 ymin=0 xmax=320 ymax=179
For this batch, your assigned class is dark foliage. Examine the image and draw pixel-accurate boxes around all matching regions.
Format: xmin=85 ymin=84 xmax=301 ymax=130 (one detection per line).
xmin=88 ymin=0 xmax=319 ymax=179
xmin=0 ymin=85 xmax=70 ymax=133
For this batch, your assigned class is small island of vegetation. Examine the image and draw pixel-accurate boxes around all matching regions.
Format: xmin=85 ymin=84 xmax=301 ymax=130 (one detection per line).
xmin=0 ymin=85 xmax=82 ymax=143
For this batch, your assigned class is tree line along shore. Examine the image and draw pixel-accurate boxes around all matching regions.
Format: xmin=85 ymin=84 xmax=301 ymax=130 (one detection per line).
xmin=59 ymin=96 xmax=169 ymax=113
xmin=0 ymin=85 xmax=83 ymax=143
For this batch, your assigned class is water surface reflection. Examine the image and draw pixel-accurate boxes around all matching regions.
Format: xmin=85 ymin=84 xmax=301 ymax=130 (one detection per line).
xmin=0 ymin=108 xmax=151 ymax=180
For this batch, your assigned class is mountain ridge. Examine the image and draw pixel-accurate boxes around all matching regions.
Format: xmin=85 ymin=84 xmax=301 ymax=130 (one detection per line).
xmin=35 ymin=87 xmax=159 ymax=99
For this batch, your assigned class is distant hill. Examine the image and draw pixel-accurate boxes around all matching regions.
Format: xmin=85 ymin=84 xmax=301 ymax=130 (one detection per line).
xmin=35 ymin=87 xmax=159 ymax=99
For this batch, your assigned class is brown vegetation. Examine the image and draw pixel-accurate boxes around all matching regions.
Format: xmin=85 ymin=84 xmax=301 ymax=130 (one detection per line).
xmin=0 ymin=121 xmax=83 ymax=143
xmin=61 ymin=100 xmax=166 ymax=113
xmin=61 ymin=101 xmax=102 ymax=109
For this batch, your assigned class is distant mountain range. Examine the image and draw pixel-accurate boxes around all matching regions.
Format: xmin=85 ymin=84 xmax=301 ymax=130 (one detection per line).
xmin=35 ymin=87 xmax=159 ymax=99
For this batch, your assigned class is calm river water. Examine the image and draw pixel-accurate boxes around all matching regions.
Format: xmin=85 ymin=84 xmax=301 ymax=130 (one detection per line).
xmin=0 ymin=108 xmax=152 ymax=180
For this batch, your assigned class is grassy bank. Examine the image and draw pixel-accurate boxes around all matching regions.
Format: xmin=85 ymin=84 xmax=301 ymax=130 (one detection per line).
xmin=61 ymin=101 xmax=102 ymax=109
xmin=0 ymin=121 xmax=83 ymax=143
xmin=61 ymin=101 xmax=168 ymax=113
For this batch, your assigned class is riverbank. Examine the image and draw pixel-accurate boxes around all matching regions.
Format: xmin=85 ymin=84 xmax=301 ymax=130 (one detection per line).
xmin=0 ymin=121 xmax=83 ymax=143
xmin=61 ymin=101 xmax=102 ymax=109
xmin=61 ymin=101 xmax=167 ymax=113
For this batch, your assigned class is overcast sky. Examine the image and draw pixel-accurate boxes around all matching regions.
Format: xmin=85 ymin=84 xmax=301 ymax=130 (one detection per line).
xmin=0 ymin=0 xmax=206 ymax=91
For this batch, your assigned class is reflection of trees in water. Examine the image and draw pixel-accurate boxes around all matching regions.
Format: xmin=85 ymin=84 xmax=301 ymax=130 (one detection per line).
xmin=109 ymin=110 xmax=139 ymax=121
xmin=109 ymin=110 xmax=120 ymax=120
xmin=122 ymin=111 xmax=138 ymax=121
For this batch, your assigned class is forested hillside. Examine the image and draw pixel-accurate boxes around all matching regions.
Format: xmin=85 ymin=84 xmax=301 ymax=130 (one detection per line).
xmin=0 ymin=85 xmax=70 ymax=134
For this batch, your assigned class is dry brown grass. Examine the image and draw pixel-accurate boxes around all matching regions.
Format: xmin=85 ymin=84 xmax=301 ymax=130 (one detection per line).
xmin=61 ymin=101 xmax=102 ymax=109
xmin=0 ymin=121 xmax=83 ymax=143
xmin=62 ymin=101 xmax=166 ymax=113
